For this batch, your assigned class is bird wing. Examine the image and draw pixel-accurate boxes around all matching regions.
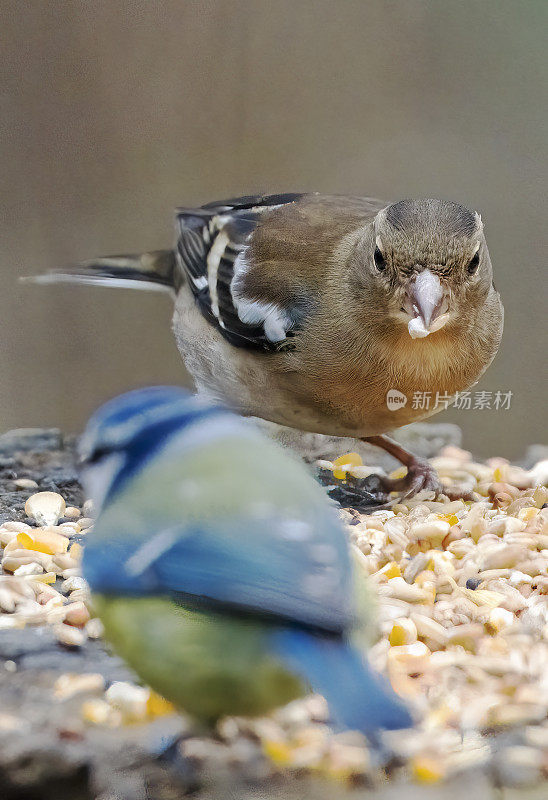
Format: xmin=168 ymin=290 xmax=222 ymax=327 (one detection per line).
xmin=84 ymin=461 xmax=354 ymax=635
xmin=175 ymin=193 xmax=306 ymax=353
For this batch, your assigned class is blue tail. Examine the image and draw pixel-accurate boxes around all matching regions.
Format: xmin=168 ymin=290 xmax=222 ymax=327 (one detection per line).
xmin=272 ymin=628 xmax=412 ymax=736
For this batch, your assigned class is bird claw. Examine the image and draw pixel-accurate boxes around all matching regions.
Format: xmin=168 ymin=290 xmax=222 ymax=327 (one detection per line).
xmin=146 ymin=731 xmax=201 ymax=786
xmin=317 ymin=456 xmax=475 ymax=509
xmin=378 ymin=456 xmax=472 ymax=501
xmin=379 ymin=456 xmax=442 ymax=499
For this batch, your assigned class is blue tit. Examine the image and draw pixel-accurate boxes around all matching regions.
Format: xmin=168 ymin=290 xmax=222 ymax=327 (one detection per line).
xmin=80 ymin=386 xmax=412 ymax=735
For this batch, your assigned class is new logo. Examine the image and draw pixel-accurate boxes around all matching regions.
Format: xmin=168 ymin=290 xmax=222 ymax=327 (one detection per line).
xmin=386 ymin=389 xmax=407 ymax=411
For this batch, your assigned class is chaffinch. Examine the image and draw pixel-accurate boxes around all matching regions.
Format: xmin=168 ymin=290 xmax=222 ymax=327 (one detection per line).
xmin=80 ymin=386 xmax=412 ymax=734
xmin=34 ymin=193 xmax=503 ymax=498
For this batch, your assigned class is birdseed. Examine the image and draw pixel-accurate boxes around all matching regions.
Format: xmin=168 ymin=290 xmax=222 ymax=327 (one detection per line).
xmin=0 ymin=447 xmax=547 ymax=789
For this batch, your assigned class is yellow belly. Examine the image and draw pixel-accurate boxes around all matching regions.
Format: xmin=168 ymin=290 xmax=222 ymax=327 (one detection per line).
xmin=93 ymin=595 xmax=305 ymax=726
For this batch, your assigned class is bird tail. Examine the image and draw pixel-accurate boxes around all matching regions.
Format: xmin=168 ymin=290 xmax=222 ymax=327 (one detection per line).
xmin=22 ymin=250 xmax=179 ymax=293
xmin=272 ymin=628 xmax=412 ymax=736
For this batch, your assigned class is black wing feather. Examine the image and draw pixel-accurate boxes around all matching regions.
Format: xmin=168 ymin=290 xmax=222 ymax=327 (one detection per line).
xmin=175 ymin=194 xmax=304 ymax=352
xmin=199 ymin=192 xmax=304 ymax=212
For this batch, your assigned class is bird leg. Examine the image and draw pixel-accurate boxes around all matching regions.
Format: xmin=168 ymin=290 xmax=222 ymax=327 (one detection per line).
xmin=362 ymin=434 xmax=473 ymax=501
xmin=148 ymin=731 xmax=201 ymax=790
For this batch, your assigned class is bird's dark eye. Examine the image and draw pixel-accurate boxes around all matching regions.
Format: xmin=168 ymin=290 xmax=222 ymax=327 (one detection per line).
xmin=374 ymin=246 xmax=386 ymax=272
xmin=79 ymin=445 xmax=116 ymax=467
xmin=467 ymin=251 xmax=480 ymax=274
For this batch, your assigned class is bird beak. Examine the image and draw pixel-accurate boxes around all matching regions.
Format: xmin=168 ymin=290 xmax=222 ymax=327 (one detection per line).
xmin=405 ymin=269 xmax=449 ymax=339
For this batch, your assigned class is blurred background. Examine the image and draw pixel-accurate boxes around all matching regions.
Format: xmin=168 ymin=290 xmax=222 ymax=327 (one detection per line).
xmin=1 ymin=0 xmax=546 ymax=459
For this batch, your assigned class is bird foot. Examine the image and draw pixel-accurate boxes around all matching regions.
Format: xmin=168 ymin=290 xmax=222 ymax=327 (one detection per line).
xmin=149 ymin=732 xmax=201 ymax=789
xmin=380 ymin=456 xmax=442 ymax=499
xmin=380 ymin=457 xmax=474 ymax=502
xmin=316 ymin=445 xmax=474 ymax=510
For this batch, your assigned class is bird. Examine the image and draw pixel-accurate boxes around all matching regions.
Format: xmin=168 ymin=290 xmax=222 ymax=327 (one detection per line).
xmin=79 ymin=385 xmax=413 ymax=737
xmin=32 ymin=193 xmax=503 ymax=498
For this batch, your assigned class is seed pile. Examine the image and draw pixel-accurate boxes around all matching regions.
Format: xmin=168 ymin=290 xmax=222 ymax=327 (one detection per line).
xmin=0 ymin=447 xmax=547 ymax=789
xmin=0 ymin=492 xmax=96 ymax=646
xmin=318 ymin=447 xmax=548 ymax=785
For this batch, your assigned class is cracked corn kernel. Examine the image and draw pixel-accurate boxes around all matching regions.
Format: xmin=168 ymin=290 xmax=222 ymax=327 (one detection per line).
xmin=387 ymin=641 xmax=431 ymax=676
xmin=332 ymin=452 xmax=363 ymax=480
xmin=438 ymin=513 xmax=459 ymax=526
xmin=17 ymin=529 xmax=69 ymax=556
xmin=389 ymin=618 xmax=418 ymax=647
xmin=30 ymin=571 xmax=56 ymax=584
xmin=485 ymin=607 xmax=514 ymax=634
xmin=146 ymin=691 xmax=176 ymax=718
xmin=413 ymin=572 xmax=436 ymax=602
xmin=262 ymin=739 xmax=293 ymax=766
xmin=411 ymin=755 xmax=445 ymax=783
xmin=377 ymin=561 xmax=402 ymax=580
xmin=414 ymin=570 xmax=434 ymax=585
xmin=517 ymin=507 xmax=539 ymax=522
xmin=493 ymin=465 xmax=511 ymax=483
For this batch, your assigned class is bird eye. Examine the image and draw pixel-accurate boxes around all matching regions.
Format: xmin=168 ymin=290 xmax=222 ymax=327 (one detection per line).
xmin=79 ymin=445 xmax=115 ymax=466
xmin=467 ymin=251 xmax=480 ymax=275
xmin=374 ymin=246 xmax=386 ymax=272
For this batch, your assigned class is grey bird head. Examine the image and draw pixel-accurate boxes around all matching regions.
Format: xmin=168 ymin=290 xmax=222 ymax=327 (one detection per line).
xmin=354 ymin=198 xmax=494 ymax=338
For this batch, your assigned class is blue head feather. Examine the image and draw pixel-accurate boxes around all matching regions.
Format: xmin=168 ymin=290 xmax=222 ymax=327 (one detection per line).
xmin=79 ymin=386 xmax=228 ymax=505
xmin=78 ymin=386 xmax=216 ymax=459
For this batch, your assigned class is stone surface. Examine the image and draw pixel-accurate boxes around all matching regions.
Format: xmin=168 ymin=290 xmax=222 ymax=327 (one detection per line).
xmin=0 ymin=434 xmax=82 ymax=525
xmin=0 ymin=428 xmax=63 ymax=455
xmin=0 ymin=627 xmax=133 ymax=679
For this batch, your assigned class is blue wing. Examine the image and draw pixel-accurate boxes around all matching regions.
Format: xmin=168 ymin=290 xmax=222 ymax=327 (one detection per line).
xmin=84 ymin=510 xmax=354 ymax=634
xmin=82 ymin=397 xmax=356 ymax=635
